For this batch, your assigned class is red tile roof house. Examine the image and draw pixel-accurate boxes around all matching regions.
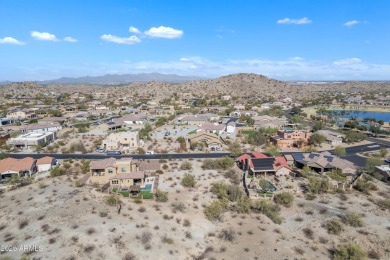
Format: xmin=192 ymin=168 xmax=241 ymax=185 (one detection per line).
xmin=0 ymin=157 xmax=37 ymax=180
xmin=237 ymin=152 xmax=291 ymax=178
xmin=36 ymin=156 xmax=57 ymax=173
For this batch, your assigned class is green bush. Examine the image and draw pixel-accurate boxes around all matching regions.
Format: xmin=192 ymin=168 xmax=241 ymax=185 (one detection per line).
xmin=75 ymin=180 xmax=82 ymax=187
xmin=181 ymin=174 xmax=196 ymax=188
xmin=342 ymin=212 xmax=364 ymax=227
xmin=353 ymin=179 xmax=377 ymax=194
xmin=378 ymin=198 xmax=390 ymax=209
xmin=180 ymin=161 xmax=192 ymax=170
xmin=106 ymin=195 xmax=119 ymax=206
xmin=274 ymin=192 xmax=294 ymax=207
xmin=324 ymin=219 xmax=344 ymax=235
xmin=251 ymin=200 xmax=282 ymax=224
xmin=204 ymin=200 xmax=228 ymax=221
xmin=308 ymin=176 xmax=329 ymax=194
xmin=50 ymin=167 xmax=66 ymax=177
xmin=333 ymin=243 xmax=367 ymax=260
xmin=202 ymin=157 xmax=234 ymax=170
xmin=155 ymin=189 xmax=168 ymax=202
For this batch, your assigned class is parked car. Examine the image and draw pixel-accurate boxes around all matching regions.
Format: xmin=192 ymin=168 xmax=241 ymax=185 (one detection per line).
xmin=96 ymin=147 xmax=105 ymax=153
xmin=385 ymin=158 xmax=390 ymax=163
xmin=146 ymin=151 xmax=155 ymax=155
xmin=106 ymin=150 xmax=121 ymax=155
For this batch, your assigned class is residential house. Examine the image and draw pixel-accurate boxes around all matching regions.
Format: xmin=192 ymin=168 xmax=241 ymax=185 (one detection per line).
xmin=188 ymin=132 xmax=225 ymax=151
xmin=374 ymin=165 xmax=390 ymax=183
xmin=7 ymin=132 xmax=56 ymax=149
xmin=197 ymin=123 xmax=225 ymax=135
xmin=198 ymin=113 xmax=220 ymax=122
xmin=292 ymin=152 xmax=357 ymax=176
xmin=20 ymin=122 xmax=61 ymax=136
xmin=253 ymin=115 xmax=287 ymax=130
xmin=271 ymin=130 xmax=312 ymax=148
xmin=236 ymin=151 xmax=269 ymax=170
xmin=102 ymin=131 xmax=141 ymax=152
xmin=316 ymin=130 xmax=344 ymax=146
xmin=177 ymin=115 xmax=208 ymax=125
xmin=7 ymin=109 xmax=37 ymax=120
xmin=90 ymin=158 xmax=131 ymax=185
xmin=36 ymin=156 xmax=57 ymax=172
xmin=0 ymin=157 xmax=37 ymax=180
xmin=230 ymin=110 xmax=257 ymax=117
xmin=226 ymin=121 xmax=236 ymax=134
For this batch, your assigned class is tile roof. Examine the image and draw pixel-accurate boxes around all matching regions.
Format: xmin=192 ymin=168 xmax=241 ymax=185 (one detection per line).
xmin=110 ymin=172 xmax=145 ymax=180
xmin=139 ymin=160 xmax=161 ymax=171
xmin=0 ymin=157 xmax=36 ymax=173
xmin=36 ymin=156 xmax=55 ymax=165
xmin=90 ymin=157 xmax=116 ymax=169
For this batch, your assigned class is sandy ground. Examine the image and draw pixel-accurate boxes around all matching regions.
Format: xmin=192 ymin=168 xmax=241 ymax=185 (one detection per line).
xmin=0 ymin=160 xmax=389 ymax=260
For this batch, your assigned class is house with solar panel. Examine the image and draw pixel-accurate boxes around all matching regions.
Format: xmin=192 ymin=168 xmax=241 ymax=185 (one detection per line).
xmin=237 ymin=152 xmax=292 ymax=178
xmin=292 ymin=152 xmax=357 ymax=176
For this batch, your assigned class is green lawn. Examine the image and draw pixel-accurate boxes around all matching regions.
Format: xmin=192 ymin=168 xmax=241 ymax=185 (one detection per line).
xmin=241 ymin=130 xmax=257 ymax=135
xmin=258 ymin=191 xmax=274 ymax=197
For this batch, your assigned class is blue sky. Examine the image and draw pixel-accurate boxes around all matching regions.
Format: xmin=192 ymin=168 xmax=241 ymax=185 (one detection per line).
xmin=1 ymin=0 xmax=389 ymax=81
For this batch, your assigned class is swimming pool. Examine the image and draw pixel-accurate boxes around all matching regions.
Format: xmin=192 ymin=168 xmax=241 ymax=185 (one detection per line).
xmin=141 ymin=184 xmax=152 ymax=191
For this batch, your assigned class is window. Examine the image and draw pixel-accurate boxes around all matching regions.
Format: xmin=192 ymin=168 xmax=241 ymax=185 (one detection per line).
xmin=112 ymin=180 xmax=118 ymax=184
xmin=108 ymin=169 xmax=113 ymax=174
xmin=121 ymin=167 xmax=126 ymax=173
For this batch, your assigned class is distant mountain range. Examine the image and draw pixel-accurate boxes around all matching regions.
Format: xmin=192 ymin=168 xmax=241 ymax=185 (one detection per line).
xmin=35 ymin=73 xmax=207 ymax=85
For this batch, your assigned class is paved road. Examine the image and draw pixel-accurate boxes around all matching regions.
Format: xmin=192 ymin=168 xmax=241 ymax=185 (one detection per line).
xmin=6 ymin=138 xmax=390 ymax=167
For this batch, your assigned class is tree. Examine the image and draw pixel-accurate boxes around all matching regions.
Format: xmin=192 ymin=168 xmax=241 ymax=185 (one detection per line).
xmin=364 ymin=158 xmax=382 ymax=175
xmin=265 ymin=146 xmax=280 ymax=156
xmin=312 ymin=121 xmax=324 ymax=132
xmin=378 ymin=148 xmax=388 ymax=158
xmin=273 ymin=192 xmax=294 ymax=207
xmin=290 ymin=106 xmax=302 ymax=115
xmin=229 ymin=142 xmax=242 ymax=157
xmin=344 ymin=130 xmax=366 ymax=143
xmin=180 ymin=161 xmax=192 ymax=170
xmin=308 ymin=133 xmax=326 ymax=146
xmin=378 ymin=120 xmax=384 ymax=125
xmin=333 ymin=145 xmax=346 ymax=157
xmin=246 ymin=131 xmax=267 ymax=146
xmin=239 ymin=115 xmax=254 ymax=126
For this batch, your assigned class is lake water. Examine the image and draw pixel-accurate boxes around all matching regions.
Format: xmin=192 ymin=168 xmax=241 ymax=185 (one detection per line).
xmin=333 ymin=110 xmax=390 ymax=122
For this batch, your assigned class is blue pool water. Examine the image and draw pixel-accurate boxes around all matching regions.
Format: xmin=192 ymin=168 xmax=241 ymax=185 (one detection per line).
xmin=141 ymin=184 xmax=152 ymax=191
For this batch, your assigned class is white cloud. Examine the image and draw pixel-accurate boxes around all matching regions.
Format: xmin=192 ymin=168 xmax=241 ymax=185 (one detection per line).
xmin=144 ymin=26 xmax=183 ymax=39
xmin=277 ymin=17 xmax=312 ymax=24
xmin=31 ymin=31 xmax=59 ymax=41
xmin=100 ymin=34 xmax=141 ymax=45
xmin=129 ymin=26 xmax=141 ymax=34
xmin=333 ymin=58 xmax=362 ymax=65
xmin=0 ymin=36 xmax=25 ymax=45
xmin=289 ymin=56 xmax=304 ymax=61
xmin=64 ymin=36 xmax=78 ymax=42
xmin=343 ymin=20 xmax=360 ymax=27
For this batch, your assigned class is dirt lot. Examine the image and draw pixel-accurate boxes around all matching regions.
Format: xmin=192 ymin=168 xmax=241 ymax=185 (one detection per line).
xmin=0 ymin=160 xmax=389 ymax=259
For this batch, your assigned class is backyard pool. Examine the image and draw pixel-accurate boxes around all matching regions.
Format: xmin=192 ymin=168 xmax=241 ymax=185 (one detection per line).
xmin=260 ymin=180 xmax=277 ymax=192
xmin=141 ymin=184 xmax=153 ymax=191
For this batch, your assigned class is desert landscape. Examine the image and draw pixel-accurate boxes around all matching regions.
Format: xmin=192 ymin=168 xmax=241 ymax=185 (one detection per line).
xmin=0 ymin=159 xmax=389 ymax=260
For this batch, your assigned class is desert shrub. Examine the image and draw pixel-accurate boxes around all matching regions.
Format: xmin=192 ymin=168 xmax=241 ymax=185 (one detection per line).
xmin=106 ymin=195 xmax=119 ymax=206
xmin=99 ymin=211 xmax=107 ymax=217
xmin=332 ymin=243 xmax=367 ymax=260
xmin=302 ymin=227 xmax=314 ymax=240
xmin=224 ymin=168 xmax=240 ymax=184
xmin=140 ymin=231 xmax=152 ymax=245
xmin=204 ymin=200 xmax=228 ymax=221
xmin=378 ymin=198 xmax=390 ymax=209
xmin=183 ymin=219 xmax=191 ymax=227
xmin=354 ymin=179 xmax=377 ymax=194
xmin=251 ymin=200 xmax=283 ymax=224
xmin=180 ymin=161 xmax=192 ymax=170
xmin=138 ymin=207 xmax=146 ymax=213
xmin=50 ymin=167 xmax=66 ymax=177
xmin=235 ymin=196 xmax=252 ymax=214
xmin=273 ymin=192 xmax=294 ymax=207
xmin=308 ymin=176 xmax=329 ymax=194
xmin=161 ymin=235 xmax=174 ymax=244
xmin=218 ymin=229 xmax=236 ymax=242
xmin=123 ymin=252 xmax=137 ymax=260
xmin=155 ymin=189 xmax=168 ymax=202
xmin=155 ymin=169 xmax=164 ymax=174
xmin=342 ymin=212 xmax=364 ymax=227
xmin=202 ymin=157 xmax=234 ymax=170
xmin=74 ymin=180 xmax=82 ymax=187
xmin=18 ymin=219 xmax=29 ymax=229
xmin=181 ymin=174 xmax=196 ymax=188
xmin=171 ymin=202 xmax=186 ymax=213
xmin=38 ymin=181 xmax=46 ymax=189
xmin=210 ymin=181 xmax=229 ymax=199
xmin=324 ymin=219 xmax=344 ymax=235
xmin=86 ymin=227 xmax=96 ymax=235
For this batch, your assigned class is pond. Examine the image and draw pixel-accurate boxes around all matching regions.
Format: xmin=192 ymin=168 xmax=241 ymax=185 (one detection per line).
xmin=333 ymin=110 xmax=390 ymax=122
